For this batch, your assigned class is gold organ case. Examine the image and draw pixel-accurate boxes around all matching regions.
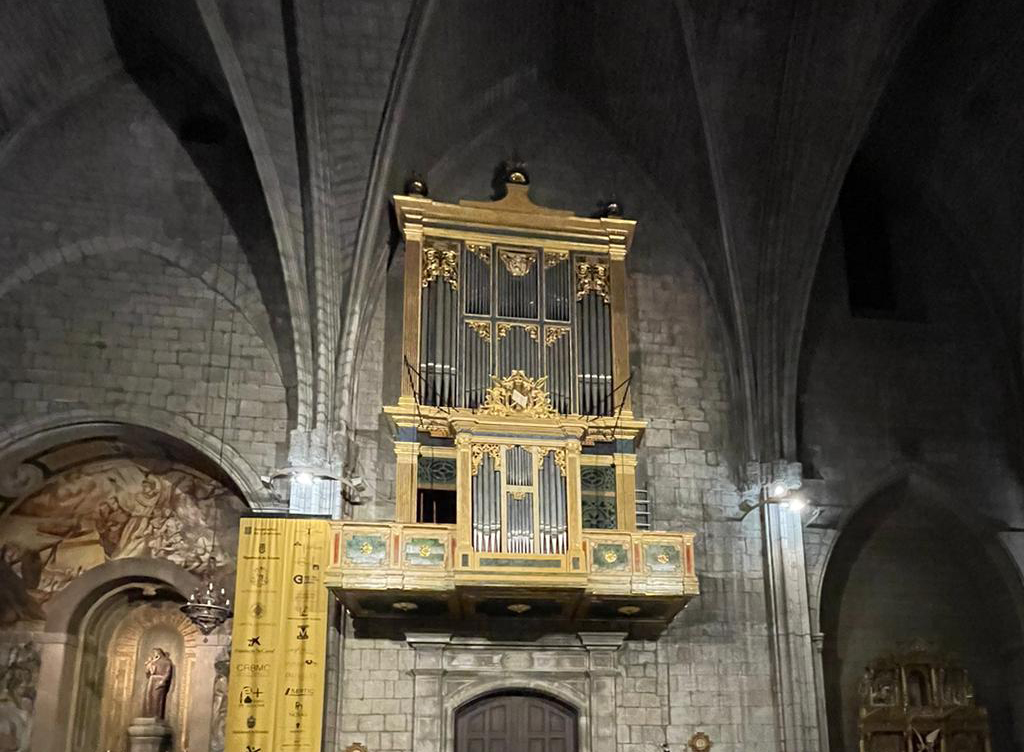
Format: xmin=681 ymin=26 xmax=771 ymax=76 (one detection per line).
xmin=328 ymin=171 xmax=699 ymax=637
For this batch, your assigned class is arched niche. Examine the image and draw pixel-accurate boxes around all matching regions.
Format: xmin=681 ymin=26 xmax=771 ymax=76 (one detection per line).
xmin=69 ymin=583 xmax=200 ymax=752
xmin=820 ymin=476 xmax=1024 ymax=752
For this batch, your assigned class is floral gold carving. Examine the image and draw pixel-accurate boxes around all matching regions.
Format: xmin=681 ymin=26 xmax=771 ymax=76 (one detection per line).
xmin=544 ymin=325 xmax=569 ymax=347
xmin=576 ymin=259 xmax=610 ymax=302
xmin=544 ymin=250 xmax=568 ymax=268
xmin=495 ymin=322 xmax=538 ymax=341
xmin=498 ymin=249 xmax=535 ymax=277
xmin=422 ymin=240 xmax=459 ymax=289
xmin=603 ymin=550 xmax=618 ymax=563
xmin=466 ymin=320 xmax=491 ymax=342
xmin=546 ymin=448 xmax=567 ymax=476
xmin=466 ymin=242 xmax=491 ymax=265
xmin=470 ymin=444 xmax=503 ymax=475
xmin=477 ymin=371 xmax=557 ymax=418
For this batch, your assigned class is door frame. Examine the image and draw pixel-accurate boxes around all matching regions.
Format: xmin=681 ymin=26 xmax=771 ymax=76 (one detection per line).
xmin=454 ymin=690 xmax=579 ymax=752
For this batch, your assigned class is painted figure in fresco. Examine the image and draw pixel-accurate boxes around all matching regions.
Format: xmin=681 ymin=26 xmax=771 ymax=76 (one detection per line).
xmin=0 ymin=643 xmax=40 ymax=752
xmin=141 ymin=648 xmax=174 ymax=719
xmin=0 ymin=460 xmax=241 ymax=624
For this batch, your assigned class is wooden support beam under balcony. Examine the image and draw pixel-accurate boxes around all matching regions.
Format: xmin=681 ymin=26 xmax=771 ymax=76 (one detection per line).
xmin=325 ymin=521 xmax=699 ymax=639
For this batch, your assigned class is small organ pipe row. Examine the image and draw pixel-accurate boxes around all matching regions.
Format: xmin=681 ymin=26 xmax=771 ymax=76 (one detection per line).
xmin=469 ymin=446 xmax=567 ymax=555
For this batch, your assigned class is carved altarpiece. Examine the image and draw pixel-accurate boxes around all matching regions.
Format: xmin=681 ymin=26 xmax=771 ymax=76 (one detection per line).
xmin=858 ymin=643 xmax=991 ymax=752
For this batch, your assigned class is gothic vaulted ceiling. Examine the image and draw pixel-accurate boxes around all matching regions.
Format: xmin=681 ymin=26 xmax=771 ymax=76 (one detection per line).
xmin=1 ymin=0 xmax=1020 ymax=472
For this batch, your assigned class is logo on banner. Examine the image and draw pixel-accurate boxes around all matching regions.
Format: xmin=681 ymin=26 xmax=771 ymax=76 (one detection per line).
xmin=247 ymin=636 xmax=262 ymax=648
xmin=284 ymin=687 xmax=314 ymax=696
xmin=249 ymin=567 xmax=270 ymax=586
xmin=234 ymin=663 xmax=271 ymax=676
xmin=296 ymin=625 xmax=309 ymax=640
xmin=246 ymin=716 xmax=256 ymax=729
xmin=239 ymin=686 xmax=264 ymax=706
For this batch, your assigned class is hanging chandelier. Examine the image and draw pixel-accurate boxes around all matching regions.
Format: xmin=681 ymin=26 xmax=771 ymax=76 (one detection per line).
xmin=182 ymin=564 xmax=233 ymax=635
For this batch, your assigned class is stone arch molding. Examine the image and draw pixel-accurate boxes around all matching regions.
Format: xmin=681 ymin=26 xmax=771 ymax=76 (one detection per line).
xmin=0 ymin=235 xmax=283 ymax=377
xmin=0 ymin=408 xmax=270 ymax=509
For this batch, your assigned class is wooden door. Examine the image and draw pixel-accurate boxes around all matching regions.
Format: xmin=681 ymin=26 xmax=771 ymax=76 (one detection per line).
xmin=455 ymin=693 xmax=578 ymax=752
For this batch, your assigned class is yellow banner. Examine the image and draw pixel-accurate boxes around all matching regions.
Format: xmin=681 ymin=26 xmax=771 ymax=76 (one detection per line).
xmin=226 ymin=518 xmax=331 ymax=752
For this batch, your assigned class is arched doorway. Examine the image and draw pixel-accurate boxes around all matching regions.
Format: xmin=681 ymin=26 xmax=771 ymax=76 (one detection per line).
xmin=455 ymin=692 xmax=578 ymax=752
xmin=820 ymin=478 xmax=1024 ymax=751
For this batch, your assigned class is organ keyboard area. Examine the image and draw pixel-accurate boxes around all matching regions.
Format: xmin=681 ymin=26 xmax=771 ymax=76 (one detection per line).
xmin=328 ymin=166 xmax=698 ymax=636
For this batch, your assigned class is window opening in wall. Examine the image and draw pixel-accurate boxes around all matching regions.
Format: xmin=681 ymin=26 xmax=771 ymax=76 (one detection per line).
xmin=839 ymin=154 xmax=899 ymax=318
xmin=417 ymin=455 xmax=457 ymax=524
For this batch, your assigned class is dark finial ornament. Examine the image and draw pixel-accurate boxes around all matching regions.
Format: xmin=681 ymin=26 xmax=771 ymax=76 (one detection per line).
xmin=405 ymin=172 xmax=428 ymax=197
xmin=503 ymin=158 xmax=530 ymax=185
xmin=602 ymin=197 xmax=624 ymax=218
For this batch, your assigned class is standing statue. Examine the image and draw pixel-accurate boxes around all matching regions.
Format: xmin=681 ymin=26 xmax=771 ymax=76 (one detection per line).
xmin=140 ymin=649 xmax=173 ymax=719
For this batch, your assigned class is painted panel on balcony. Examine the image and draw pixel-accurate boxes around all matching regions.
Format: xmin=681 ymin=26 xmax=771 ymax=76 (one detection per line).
xmin=344 ymin=534 xmax=387 ymax=567
xmin=644 ymin=543 xmax=681 ymax=573
xmin=405 ymin=537 xmax=446 ymax=567
xmin=591 ymin=543 xmax=629 ymax=572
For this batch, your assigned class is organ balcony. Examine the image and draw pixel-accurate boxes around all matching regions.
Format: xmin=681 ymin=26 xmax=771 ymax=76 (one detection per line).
xmin=325 ymin=167 xmax=700 ymax=638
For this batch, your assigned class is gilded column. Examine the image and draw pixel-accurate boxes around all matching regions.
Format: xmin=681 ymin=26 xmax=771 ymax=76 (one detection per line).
xmin=399 ymin=218 xmax=424 ymax=407
xmin=454 ymin=434 xmax=474 ymax=568
xmin=613 ymin=452 xmax=637 ymax=531
xmin=394 ymin=440 xmax=420 ymax=522
xmin=565 ymin=440 xmax=585 ymax=571
xmin=607 ymin=247 xmax=632 ymax=418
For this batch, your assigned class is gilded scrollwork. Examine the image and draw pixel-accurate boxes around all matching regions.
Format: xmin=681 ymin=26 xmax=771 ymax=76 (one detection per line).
xmin=477 ymin=370 xmax=557 ymax=418
xmin=466 ymin=320 xmax=491 ymax=342
xmin=545 ymin=448 xmax=567 ymax=476
xmin=543 ymin=249 xmax=568 ymax=268
xmin=498 ymin=249 xmax=536 ymax=277
xmin=422 ymin=239 xmax=460 ymax=289
xmin=470 ymin=444 xmax=503 ymax=475
xmin=466 ymin=242 xmax=492 ymax=265
xmin=575 ymin=259 xmax=610 ymax=302
xmin=544 ymin=325 xmax=569 ymax=347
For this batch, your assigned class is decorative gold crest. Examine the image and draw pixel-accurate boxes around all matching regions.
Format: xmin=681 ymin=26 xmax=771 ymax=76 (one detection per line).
xmin=545 ymin=447 xmax=567 ymax=476
xmin=576 ymin=259 xmax=609 ymax=302
xmin=477 ymin=371 xmax=557 ymax=418
xmin=422 ymin=240 xmax=459 ymax=289
xmin=498 ymin=249 xmax=536 ymax=277
xmin=466 ymin=242 xmax=491 ymax=264
xmin=603 ymin=550 xmax=618 ymax=563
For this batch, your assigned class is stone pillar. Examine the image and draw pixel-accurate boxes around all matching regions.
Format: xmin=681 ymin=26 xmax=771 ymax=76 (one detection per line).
xmin=762 ymin=501 xmax=821 ymax=752
xmin=287 ymin=426 xmax=343 ymax=517
xmin=810 ymin=631 xmax=829 ymax=752
xmin=30 ymin=632 xmax=78 ymax=752
xmin=127 ymin=718 xmax=172 ymax=752
xmin=406 ymin=632 xmax=450 ymax=752
xmin=579 ymin=632 xmax=625 ymax=752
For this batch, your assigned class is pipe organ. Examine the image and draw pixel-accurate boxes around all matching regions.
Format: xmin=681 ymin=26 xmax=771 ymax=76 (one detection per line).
xmin=388 ymin=165 xmax=649 ymax=572
xmin=333 ymin=165 xmax=698 ymax=636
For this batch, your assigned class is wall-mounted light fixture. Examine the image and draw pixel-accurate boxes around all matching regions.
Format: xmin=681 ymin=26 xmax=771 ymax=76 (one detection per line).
xmin=737 ymin=460 xmax=809 ymax=519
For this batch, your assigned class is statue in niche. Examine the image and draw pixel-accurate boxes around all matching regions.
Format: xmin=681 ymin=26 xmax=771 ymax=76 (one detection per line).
xmin=140 ymin=648 xmax=173 ymax=719
xmin=860 ymin=666 xmax=897 ymax=706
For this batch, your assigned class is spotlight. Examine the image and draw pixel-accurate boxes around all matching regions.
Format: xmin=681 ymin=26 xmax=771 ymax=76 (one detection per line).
xmin=294 ymin=471 xmax=314 ymax=486
xmin=786 ymin=496 xmax=807 ymax=513
xmin=770 ymin=482 xmax=787 ymax=499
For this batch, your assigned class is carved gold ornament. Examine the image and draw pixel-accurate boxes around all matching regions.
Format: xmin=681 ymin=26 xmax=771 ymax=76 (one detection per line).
xmin=466 ymin=319 xmax=491 ymax=342
xmin=544 ymin=325 xmax=569 ymax=347
xmin=657 ymin=553 xmax=670 ymax=564
xmin=546 ymin=448 xmax=567 ymax=476
xmin=418 ymin=544 xmax=432 ymax=558
xmin=507 ymin=603 xmax=531 ymax=614
xmin=466 ymin=242 xmax=491 ymax=264
xmin=498 ymin=249 xmax=536 ymax=277
xmin=688 ymin=732 xmax=712 ymax=752
xmin=470 ymin=443 xmax=503 ymax=475
xmin=422 ymin=240 xmax=459 ymax=289
xmin=345 ymin=744 xmax=369 ymax=752
xmin=603 ymin=550 xmax=618 ymax=563
xmin=575 ymin=260 xmax=610 ymax=302
xmin=618 ymin=605 xmax=640 ymax=616
xmin=477 ymin=371 xmax=557 ymax=418
xmin=359 ymin=542 xmax=373 ymax=555
xmin=544 ymin=249 xmax=568 ymax=268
